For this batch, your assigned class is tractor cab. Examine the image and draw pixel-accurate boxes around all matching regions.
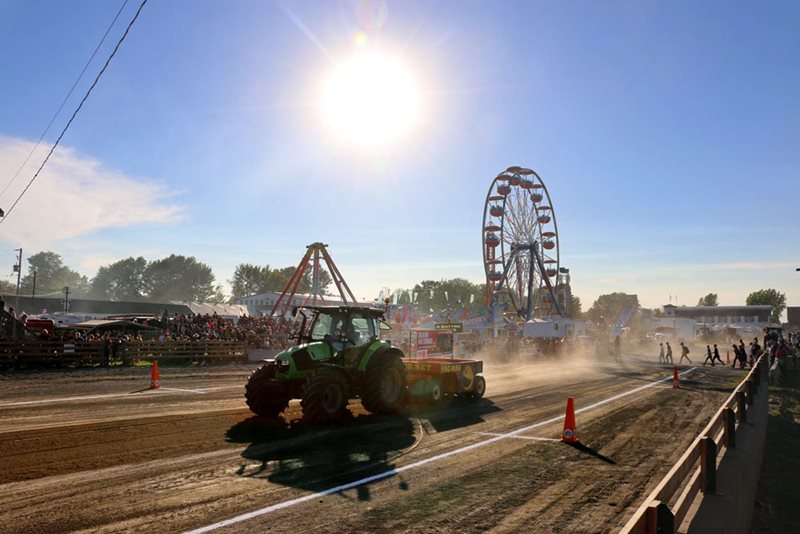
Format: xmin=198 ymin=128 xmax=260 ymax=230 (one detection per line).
xmin=298 ymin=305 xmax=387 ymax=365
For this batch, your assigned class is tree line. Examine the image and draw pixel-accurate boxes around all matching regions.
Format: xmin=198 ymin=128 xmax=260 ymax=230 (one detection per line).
xmin=2 ymin=251 xmax=787 ymax=323
xmin=3 ymin=251 xmax=336 ymax=305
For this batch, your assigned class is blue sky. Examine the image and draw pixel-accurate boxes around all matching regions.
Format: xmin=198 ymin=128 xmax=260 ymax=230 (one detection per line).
xmin=0 ymin=0 xmax=797 ymax=312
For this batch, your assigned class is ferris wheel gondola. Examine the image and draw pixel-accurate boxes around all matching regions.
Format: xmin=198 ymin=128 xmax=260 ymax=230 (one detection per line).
xmin=482 ymin=166 xmax=562 ymax=320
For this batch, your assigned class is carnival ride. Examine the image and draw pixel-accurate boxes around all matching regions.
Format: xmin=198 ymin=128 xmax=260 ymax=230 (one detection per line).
xmin=269 ymin=242 xmax=357 ymax=317
xmin=482 ymin=166 xmax=563 ymax=321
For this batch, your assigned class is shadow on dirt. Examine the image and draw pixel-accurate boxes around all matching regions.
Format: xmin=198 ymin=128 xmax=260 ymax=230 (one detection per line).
xmin=402 ymin=397 xmax=501 ymax=433
xmin=564 ymin=440 xmax=616 ymax=464
xmin=226 ymin=398 xmax=501 ymax=499
xmin=227 ymin=411 xmax=415 ymax=500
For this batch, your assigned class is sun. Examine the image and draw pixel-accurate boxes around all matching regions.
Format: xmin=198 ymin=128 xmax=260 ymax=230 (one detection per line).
xmin=322 ymin=53 xmax=420 ymax=146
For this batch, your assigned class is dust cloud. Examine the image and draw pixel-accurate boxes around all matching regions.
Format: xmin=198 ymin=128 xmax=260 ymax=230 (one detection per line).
xmin=471 ymin=342 xmax=615 ymax=398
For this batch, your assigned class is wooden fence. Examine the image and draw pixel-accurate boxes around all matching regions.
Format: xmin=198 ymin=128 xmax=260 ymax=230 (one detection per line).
xmin=0 ymin=339 xmax=249 ymax=368
xmin=620 ymin=353 xmax=769 ymax=533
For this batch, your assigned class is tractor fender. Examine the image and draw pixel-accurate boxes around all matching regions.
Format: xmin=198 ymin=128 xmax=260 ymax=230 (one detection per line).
xmin=356 ymin=342 xmax=403 ymax=373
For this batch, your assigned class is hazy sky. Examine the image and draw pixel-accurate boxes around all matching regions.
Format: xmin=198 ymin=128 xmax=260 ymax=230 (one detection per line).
xmin=0 ymin=0 xmax=797 ymax=311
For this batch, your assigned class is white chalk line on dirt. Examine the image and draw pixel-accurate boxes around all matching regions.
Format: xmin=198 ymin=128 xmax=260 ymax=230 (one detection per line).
xmin=184 ymin=367 xmax=697 ymax=534
xmin=476 ymin=432 xmax=560 ymax=442
xmin=0 ymin=385 xmax=241 ymax=407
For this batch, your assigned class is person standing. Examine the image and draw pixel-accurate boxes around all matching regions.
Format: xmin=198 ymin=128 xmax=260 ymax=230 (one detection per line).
xmin=738 ymin=339 xmax=747 ymax=367
xmin=712 ymin=344 xmax=724 ymax=366
xmin=679 ymin=342 xmax=692 ymax=364
xmin=614 ymin=335 xmax=622 ymax=362
xmin=703 ymin=345 xmax=715 ymax=366
xmin=665 ymin=342 xmax=674 ymax=364
xmin=658 ymin=342 xmax=665 ymax=363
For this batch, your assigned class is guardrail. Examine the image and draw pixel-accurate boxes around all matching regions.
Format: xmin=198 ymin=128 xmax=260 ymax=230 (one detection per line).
xmin=0 ymin=339 xmax=249 ymax=368
xmin=621 ymin=354 xmax=768 ymax=533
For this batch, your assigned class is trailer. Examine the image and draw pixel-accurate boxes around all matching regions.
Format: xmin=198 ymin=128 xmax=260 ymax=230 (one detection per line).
xmin=403 ymin=328 xmax=486 ymax=402
xmin=403 ymin=357 xmax=485 ymax=402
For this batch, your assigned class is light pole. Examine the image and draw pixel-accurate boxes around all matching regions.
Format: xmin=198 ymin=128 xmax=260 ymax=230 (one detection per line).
xmin=13 ymin=248 xmax=21 ymax=312
xmin=31 ymin=269 xmax=37 ymax=310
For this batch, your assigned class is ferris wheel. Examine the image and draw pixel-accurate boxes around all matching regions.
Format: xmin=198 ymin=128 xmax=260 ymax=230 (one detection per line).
xmin=482 ymin=166 xmax=563 ymax=321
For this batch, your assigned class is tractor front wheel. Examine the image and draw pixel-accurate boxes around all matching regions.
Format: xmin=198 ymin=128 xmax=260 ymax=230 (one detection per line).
xmin=361 ymin=353 xmax=407 ymax=414
xmin=245 ymin=362 xmax=290 ymax=417
xmin=301 ymin=372 xmax=349 ymax=423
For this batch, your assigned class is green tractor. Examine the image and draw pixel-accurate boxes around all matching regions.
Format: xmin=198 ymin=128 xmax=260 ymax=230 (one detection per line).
xmin=245 ymin=305 xmax=407 ymax=423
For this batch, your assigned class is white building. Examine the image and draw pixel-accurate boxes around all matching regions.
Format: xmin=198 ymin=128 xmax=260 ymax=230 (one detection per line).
xmin=235 ymin=291 xmax=376 ymax=317
xmin=650 ymin=304 xmax=775 ymax=341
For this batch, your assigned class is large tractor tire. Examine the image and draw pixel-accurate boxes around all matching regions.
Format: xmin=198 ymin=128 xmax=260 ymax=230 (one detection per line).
xmin=301 ymin=372 xmax=350 ymax=423
xmin=245 ymin=362 xmax=290 ymax=417
xmin=361 ymin=352 xmax=407 ymax=415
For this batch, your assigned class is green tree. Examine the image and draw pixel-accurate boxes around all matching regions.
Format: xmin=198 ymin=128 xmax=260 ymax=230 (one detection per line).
xmin=586 ymin=292 xmax=640 ymax=325
xmin=20 ymin=251 xmax=89 ymax=297
xmin=697 ymin=293 xmax=719 ymax=306
xmin=568 ymin=295 xmax=582 ymax=319
xmin=0 ymin=279 xmax=16 ymax=296
xmin=145 ymin=254 xmax=217 ymax=302
xmin=89 ymin=257 xmax=148 ymax=301
xmin=746 ymin=288 xmax=786 ymax=324
xmin=296 ymin=265 xmax=333 ymax=295
xmin=412 ymin=280 xmax=443 ymax=312
xmin=229 ymin=263 xmax=270 ymax=301
xmin=209 ymin=284 xmax=227 ymax=304
xmin=228 ymin=263 xmax=333 ymax=302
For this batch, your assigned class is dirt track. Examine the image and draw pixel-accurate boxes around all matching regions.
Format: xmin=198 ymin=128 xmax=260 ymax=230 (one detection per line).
xmin=0 ymin=351 xmax=745 ymax=533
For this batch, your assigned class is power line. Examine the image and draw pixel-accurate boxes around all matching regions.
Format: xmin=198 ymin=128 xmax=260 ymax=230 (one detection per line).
xmin=0 ymin=0 xmax=149 ymax=224
xmin=0 ymin=0 xmax=130 ymax=201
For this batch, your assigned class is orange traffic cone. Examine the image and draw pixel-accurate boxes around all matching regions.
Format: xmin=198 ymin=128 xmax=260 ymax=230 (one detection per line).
xmin=150 ymin=360 xmax=160 ymax=389
xmin=561 ymin=397 xmax=578 ymax=443
xmin=672 ymin=365 xmax=680 ymax=389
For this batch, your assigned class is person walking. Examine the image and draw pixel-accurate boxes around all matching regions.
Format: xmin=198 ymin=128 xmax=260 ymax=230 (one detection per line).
xmin=658 ymin=342 xmax=665 ymax=363
xmin=703 ymin=345 xmax=714 ymax=366
xmin=731 ymin=344 xmax=744 ymax=369
xmin=712 ymin=344 xmax=724 ymax=366
xmin=679 ymin=342 xmax=692 ymax=364
xmin=665 ymin=342 xmax=674 ymax=364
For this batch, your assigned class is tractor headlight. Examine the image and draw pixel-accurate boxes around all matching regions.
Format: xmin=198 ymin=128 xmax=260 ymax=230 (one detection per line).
xmin=276 ymin=359 xmax=290 ymax=373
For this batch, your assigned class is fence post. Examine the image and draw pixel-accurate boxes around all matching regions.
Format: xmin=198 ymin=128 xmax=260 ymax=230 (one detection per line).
xmin=723 ymin=407 xmax=736 ymax=448
xmin=746 ymin=379 xmax=754 ymax=406
xmin=700 ymin=436 xmax=717 ymax=494
xmin=736 ymin=390 xmax=747 ymax=423
xmin=646 ymin=500 xmax=674 ymax=534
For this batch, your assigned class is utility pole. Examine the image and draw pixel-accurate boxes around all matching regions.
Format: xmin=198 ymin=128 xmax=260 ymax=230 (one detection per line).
xmin=31 ymin=269 xmax=37 ymax=309
xmin=63 ymin=286 xmax=70 ymax=314
xmin=13 ymin=248 xmax=22 ymax=312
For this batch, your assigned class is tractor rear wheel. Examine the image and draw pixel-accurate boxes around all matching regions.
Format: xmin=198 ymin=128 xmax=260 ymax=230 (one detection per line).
xmin=361 ymin=353 xmax=407 ymax=414
xmin=245 ymin=362 xmax=290 ymax=417
xmin=301 ymin=372 xmax=349 ymax=423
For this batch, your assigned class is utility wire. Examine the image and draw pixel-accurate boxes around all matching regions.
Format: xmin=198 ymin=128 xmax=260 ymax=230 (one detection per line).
xmin=0 ymin=0 xmax=130 ymax=200
xmin=0 ymin=0 xmax=149 ymax=224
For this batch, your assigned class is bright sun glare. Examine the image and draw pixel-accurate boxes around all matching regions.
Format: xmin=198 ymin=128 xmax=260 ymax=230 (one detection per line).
xmin=322 ymin=54 xmax=420 ymax=146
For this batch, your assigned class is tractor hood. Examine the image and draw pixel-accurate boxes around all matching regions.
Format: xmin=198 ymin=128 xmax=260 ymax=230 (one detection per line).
xmin=274 ymin=341 xmax=335 ymax=377
xmin=276 ymin=341 xmax=334 ymax=361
